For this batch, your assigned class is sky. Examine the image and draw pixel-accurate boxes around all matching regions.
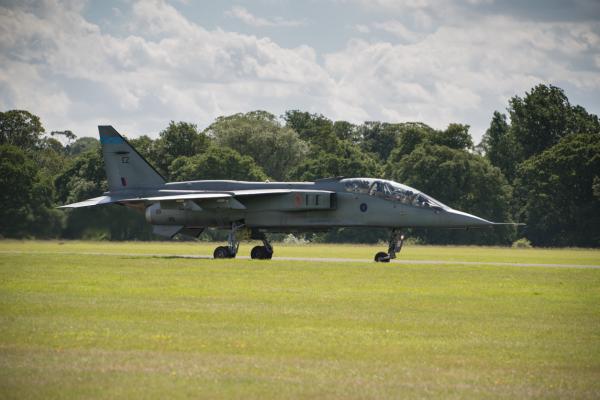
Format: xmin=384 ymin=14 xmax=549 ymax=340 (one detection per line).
xmin=1 ymin=0 xmax=599 ymax=143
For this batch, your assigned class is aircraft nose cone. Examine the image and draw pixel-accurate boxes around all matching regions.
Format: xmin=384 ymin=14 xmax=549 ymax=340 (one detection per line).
xmin=445 ymin=209 xmax=493 ymax=227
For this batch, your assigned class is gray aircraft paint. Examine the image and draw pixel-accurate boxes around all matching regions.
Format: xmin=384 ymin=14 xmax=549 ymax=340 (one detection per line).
xmin=61 ymin=126 xmax=516 ymax=260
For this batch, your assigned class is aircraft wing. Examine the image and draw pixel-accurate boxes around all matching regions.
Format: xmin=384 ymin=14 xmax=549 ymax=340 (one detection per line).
xmin=57 ymin=192 xmax=232 ymax=208
xmin=120 ymin=189 xmax=334 ymax=202
xmin=119 ymin=193 xmax=233 ymax=202
xmin=230 ymin=189 xmax=293 ymax=196
xmin=116 ymin=189 xmax=294 ymax=202
xmin=149 ymin=189 xmax=295 ymax=196
xmin=58 ymin=189 xmax=335 ymax=209
xmin=57 ymin=195 xmax=121 ymax=208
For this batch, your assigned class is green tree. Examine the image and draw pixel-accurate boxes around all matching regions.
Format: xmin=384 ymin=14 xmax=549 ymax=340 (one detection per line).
xmin=283 ymin=111 xmax=387 ymax=181
xmin=169 ymin=146 xmax=268 ymax=182
xmin=28 ymin=171 xmax=64 ymax=238
xmin=283 ymin=110 xmax=332 ymax=142
xmin=0 ymin=110 xmax=45 ymax=150
xmin=153 ymin=121 xmax=209 ymax=178
xmin=385 ymin=123 xmax=433 ymax=171
xmin=478 ymin=111 xmax=520 ymax=181
xmin=290 ymin=141 xmax=382 ymax=181
xmin=514 ymin=133 xmax=600 ymax=247
xmin=594 ymin=177 xmax=600 ymax=201
xmin=332 ymin=120 xmax=358 ymax=143
xmin=0 ymin=145 xmax=62 ymax=237
xmin=29 ymin=136 xmax=68 ymax=178
xmin=0 ymin=145 xmax=38 ymax=237
xmin=356 ymin=122 xmax=403 ymax=161
xmin=50 ymin=130 xmax=76 ymax=144
xmin=430 ymin=123 xmax=473 ymax=150
xmin=388 ymin=144 xmax=515 ymax=244
xmin=55 ymin=149 xmax=107 ymax=204
xmin=205 ymin=111 xmax=307 ymax=180
xmin=509 ymin=84 xmax=600 ymax=159
xmin=283 ymin=110 xmax=338 ymax=152
xmin=68 ymin=137 xmax=99 ymax=156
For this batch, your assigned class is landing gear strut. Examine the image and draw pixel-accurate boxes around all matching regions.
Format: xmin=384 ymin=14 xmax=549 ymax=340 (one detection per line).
xmin=250 ymin=232 xmax=273 ymax=260
xmin=374 ymin=229 xmax=404 ymax=263
xmin=213 ymin=225 xmax=274 ymax=260
xmin=213 ymin=222 xmax=243 ymax=259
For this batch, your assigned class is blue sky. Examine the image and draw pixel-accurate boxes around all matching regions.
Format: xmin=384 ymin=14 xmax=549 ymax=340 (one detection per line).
xmin=1 ymin=0 xmax=599 ymax=142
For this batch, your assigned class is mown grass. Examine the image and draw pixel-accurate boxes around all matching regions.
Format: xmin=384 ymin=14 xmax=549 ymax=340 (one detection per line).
xmin=0 ymin=241 xmax=599 ymax=399
xmin=1 ymin=239 xmax=599 ymax=265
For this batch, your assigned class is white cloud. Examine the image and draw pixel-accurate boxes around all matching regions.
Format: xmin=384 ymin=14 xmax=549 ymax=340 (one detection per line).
xmin=351 ymin=0 xmax=434 ymax=9
xmin=0 ymin=60 xmax=71 ymax=116
xmin=0 ymin=0 xmax=598 ymax=143
xmin=225 ymin=6 xmax=305 ymax=28
xmin=132 ymin=0 xmax=196 ymax=36
xmin=0 ymin=0 xmax=328 ymax=137
xmin=373 ymin=20 xmax=423 ymax=43
xmin=355 ymin=24 xmax=370 ymax=33
xmin=323 ymin=16 xmax=600 ymax=135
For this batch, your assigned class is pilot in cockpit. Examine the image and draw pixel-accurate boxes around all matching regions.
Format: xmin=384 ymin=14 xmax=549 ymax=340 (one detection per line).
xmin=369 ymin=181 xmax=382 ymax=196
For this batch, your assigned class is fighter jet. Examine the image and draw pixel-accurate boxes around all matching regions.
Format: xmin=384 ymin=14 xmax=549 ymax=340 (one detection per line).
xmin=60 ymin=126 xmax=512 ymax=262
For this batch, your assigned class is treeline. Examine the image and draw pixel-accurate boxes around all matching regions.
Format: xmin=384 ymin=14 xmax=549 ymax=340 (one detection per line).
xmin=1 ymin=84 xmax=599 ymax=246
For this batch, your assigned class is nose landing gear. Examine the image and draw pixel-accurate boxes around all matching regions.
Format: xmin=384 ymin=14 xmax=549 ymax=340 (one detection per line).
xmin=374 ymin=229 xmax=404 ymax=263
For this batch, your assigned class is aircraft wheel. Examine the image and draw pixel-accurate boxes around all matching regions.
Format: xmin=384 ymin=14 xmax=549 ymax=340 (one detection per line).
xmin=250 ymin=245 xmax=263 ymax=259
xmin=263 ymin=247 xmax=273 ymax=260
xmin=251 ymin=245 xmax=272 ymax=260
xmin=374 ymin=251 xmax=390 ymax=263
xmin=214 ymin=246 xmax=231 ymax=259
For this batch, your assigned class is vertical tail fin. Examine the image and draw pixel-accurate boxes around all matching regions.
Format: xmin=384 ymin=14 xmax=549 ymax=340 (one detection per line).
xmin=99 ymin=126 xmax=165 ymax=192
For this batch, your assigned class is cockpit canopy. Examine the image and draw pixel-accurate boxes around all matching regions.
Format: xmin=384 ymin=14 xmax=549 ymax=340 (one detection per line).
xmin=341 ymin=178 xmax=449 ymax=209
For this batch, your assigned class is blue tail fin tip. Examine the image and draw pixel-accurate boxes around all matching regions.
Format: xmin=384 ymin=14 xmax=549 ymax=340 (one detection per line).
xmin=99 ymin=125 xmax=124 ymax=144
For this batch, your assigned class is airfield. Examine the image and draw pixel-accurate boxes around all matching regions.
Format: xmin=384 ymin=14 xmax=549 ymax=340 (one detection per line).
xmin=1 ymin=241 xmax=599 ymax=399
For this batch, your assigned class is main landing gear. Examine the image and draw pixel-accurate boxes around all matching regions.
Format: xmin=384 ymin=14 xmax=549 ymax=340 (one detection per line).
xmin=250 ymin=235 xmax=273 ymax=260
xmin=213 ymin=223 xmax=241 ymax=259
xmin=374 ymin=229 xmax=405 ymax=263
xmin=213 ymin=224 xmax=273 ymax=260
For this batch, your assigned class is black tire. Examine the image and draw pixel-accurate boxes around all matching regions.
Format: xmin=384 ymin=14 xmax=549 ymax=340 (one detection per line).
xmin=264 ymin=248 xmax=273 ymax=259
xmin=250 ymin=246 xmax=263 ymax=259
xmin=214 ymin=246 xmax=231 ymax=259
xmin=374 ymin=251 xmax=390 ymax=263
xmin=251 ymin=246 xmax=273 ymax=260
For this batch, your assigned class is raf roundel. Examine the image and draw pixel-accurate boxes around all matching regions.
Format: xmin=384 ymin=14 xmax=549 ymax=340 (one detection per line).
xmin=360 ymin=203 xmax=368 ymax=212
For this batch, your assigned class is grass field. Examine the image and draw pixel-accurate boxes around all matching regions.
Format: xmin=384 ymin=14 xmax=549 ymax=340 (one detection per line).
xmin=1 ymin=241 xmax=599 ymax=399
